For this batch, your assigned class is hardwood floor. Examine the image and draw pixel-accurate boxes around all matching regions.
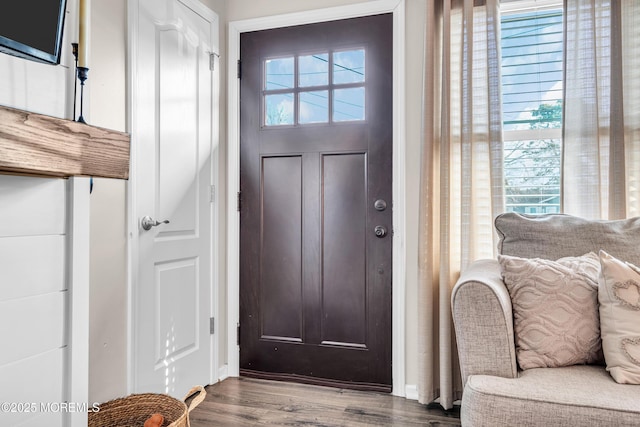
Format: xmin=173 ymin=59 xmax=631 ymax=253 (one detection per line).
xmin=188 ymin=377 xmax=461 ymax=426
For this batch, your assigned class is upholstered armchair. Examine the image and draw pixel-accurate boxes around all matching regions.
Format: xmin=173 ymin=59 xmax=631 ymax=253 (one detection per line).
xmin=451 ymin=213 xmax=640 ymax=426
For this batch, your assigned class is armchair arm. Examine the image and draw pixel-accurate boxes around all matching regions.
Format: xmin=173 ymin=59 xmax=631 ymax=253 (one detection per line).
xmin=451 ymin=259 xmax=518 ymax=386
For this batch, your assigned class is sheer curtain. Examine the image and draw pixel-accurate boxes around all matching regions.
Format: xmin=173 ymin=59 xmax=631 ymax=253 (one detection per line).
xmin=418 ymin=0 xmax=504 ymax=409
xmin=563 ymin=0 xmax=640 ymax=219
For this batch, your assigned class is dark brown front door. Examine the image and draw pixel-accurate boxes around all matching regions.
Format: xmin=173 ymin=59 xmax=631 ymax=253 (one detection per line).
xmin=239 ymin=14 xmax=393 ymax=392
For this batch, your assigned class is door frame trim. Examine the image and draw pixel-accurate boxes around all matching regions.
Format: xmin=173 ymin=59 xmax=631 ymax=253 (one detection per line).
xmin=227 ymin=0 xmax=407 ymax=396
xmin=126 ymin=0 xmax=220 ymax=393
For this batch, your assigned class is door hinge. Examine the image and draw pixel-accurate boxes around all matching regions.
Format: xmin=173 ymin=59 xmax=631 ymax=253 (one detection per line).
xmin=209 ymin=53 xmax=215 ymax=71
xmin=209 ymin=317 xmax=215 ymax=335
xmin=236 ymin=323 xmax=241 ymax=346
xmin=237 ymin=59 xmax=242 ymax=79
xmin=237 ymin=191 xmax=241 ymax=212
xmin=210 ymin=185 xmax=216 ymax=203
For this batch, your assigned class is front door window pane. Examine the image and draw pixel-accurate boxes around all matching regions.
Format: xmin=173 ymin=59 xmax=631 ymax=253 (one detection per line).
xmin=333 ymin=49 xmax=365 ymax=84
xmin=265 ymin=94 xmax=294 ymax=125
xmin=265 ymin=57 xmax=294 ymax=90
xmin=299 ymin=91 xmax=329 ymax=124
xmin=333 ymin=87 xmax=365 ymax=122
xmin=299 ymin=54 xmax=328 ymax=87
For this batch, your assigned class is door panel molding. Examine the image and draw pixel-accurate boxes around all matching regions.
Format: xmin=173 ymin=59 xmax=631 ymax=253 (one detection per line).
xmin=227 ymin=0 xmax=406 ymax=396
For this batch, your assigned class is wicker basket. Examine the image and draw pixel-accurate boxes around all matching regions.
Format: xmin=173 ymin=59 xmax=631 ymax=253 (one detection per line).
xmin=88 ymin=385 xmax=206 ymax=427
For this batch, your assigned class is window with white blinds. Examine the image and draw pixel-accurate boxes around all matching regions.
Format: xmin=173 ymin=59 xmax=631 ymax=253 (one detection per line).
xmin=501 ymin=4 xmax=563 ymax=214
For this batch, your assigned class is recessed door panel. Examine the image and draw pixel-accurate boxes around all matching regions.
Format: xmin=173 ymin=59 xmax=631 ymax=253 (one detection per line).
xmin=155 ymin=258 xmax=199 ymax=366
xmin=158 ymin=24 xmax=198 ymax=236
xmin=261 ymin=156 xmax=303 ymax=341
xmin=321 ymin=153 xmax=367 ymax=347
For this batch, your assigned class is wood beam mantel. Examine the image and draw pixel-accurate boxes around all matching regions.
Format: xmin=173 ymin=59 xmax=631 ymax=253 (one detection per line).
xmin=0 ymin=105 xmax=130 ymax=179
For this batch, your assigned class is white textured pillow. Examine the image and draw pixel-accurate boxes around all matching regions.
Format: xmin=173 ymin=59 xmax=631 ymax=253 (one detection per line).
xmin=499 ymin=252 xmax=603 ymax=370
xmin=598 ymin=250 xmax=640 ymax=384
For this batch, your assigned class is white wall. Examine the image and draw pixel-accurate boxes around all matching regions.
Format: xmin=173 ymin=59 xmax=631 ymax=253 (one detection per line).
xmin=225 ymin=0 xmax=426 ymax=389
xmin=86 ymin=0 xmax=129 ymax=405
xmin=403 ymin=0 xmax=426 ymax=392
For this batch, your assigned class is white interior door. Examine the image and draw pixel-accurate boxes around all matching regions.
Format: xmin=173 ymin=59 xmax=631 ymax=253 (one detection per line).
xmin=131 ymin=0 xmax=218 ymax=397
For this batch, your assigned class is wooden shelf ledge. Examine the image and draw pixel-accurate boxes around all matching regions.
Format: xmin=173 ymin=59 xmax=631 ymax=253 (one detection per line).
xmin=0 ymin=105 xmax=130 ymax=179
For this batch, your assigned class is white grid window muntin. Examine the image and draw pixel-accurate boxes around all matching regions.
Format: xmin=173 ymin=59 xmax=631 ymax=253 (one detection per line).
xmin=263 ymin=48 xmax=366 ymax=127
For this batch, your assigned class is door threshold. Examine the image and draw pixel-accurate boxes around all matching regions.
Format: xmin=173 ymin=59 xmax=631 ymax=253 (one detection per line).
xmin=239 ymin=369 xmax=392 ymax=393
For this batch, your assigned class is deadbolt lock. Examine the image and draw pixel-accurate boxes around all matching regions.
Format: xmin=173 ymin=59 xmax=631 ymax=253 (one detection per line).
xmin=374 ymin=225 xmax=388 ymax=238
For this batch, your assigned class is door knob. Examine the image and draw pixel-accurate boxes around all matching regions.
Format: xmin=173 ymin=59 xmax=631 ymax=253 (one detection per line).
xmin=374 ymin=225 xmax=387 ymax=238
xmin=141 ymin=215 xmax=170 ymax=231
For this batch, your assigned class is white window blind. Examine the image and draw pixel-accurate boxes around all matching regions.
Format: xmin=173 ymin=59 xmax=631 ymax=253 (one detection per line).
xmin=501 ymin=5 xmax=563 ymax=214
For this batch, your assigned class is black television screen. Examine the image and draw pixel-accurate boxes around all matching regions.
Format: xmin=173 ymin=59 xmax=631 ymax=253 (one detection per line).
xmin=0 ymin=0 xmax=67 ymax=64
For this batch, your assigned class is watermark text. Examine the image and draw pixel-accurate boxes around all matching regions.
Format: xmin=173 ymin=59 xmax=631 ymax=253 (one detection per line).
xmin=1 ymin=402 xmax=100 ymax=413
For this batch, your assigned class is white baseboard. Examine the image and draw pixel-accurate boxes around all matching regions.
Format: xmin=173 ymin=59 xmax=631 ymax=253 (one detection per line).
xmin=405 ymin=384 xmax=419 ymax=401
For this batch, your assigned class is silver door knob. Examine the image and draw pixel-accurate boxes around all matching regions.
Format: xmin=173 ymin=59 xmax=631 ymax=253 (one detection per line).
xmin=374 ymin=225 xmax=387 ymax=238
xmin=141 ymin=216 xmax=170 ymax=231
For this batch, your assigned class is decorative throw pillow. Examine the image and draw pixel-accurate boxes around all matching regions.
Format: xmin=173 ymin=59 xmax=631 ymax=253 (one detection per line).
xmin=498 ymin=252 xmax=603 ymax=370
xmin=598 ymin=250 xmax=640 ymax=384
